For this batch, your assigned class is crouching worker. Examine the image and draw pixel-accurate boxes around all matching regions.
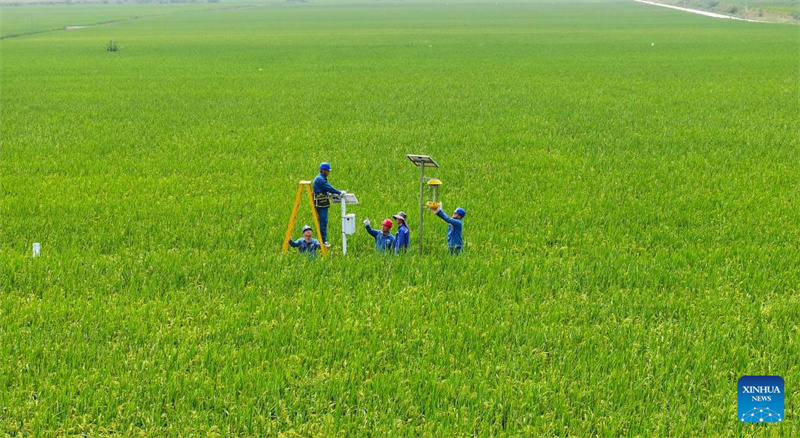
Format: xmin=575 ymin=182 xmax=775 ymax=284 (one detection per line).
xmin=392 ymin=211 xmax=410 ymax=254
xmin=364 ymin=218 xmax=395 ymax=253
xmin=288 ymin=225 xmax=321 ymax=258
xmin=431 ymin=204 xmax=465 ymax=255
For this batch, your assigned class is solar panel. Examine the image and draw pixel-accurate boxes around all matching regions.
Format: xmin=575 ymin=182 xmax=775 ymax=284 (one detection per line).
xmin=331 ymin=193 xmax=359 ymax=205
xmin=406 ymin=154 xmax=439 ymax=168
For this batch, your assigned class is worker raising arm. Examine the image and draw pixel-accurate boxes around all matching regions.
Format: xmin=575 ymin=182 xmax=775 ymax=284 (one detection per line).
xmin=364 ymin=218 xmax=396 ymax=253
xmin=431 ymin=204 xmax=465 ymax=255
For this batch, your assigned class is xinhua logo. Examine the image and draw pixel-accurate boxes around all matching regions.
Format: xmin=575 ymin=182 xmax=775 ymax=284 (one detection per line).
xmin=738 ymin=376 xmax=784 ymax=423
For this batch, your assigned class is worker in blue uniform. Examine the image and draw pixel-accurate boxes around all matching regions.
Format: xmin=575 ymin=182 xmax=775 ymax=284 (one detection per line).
xmin=313 ymin=162 xmax=341 ymax=247
xmin=392 ymin=211 xmax=410 ymax=254
xmin=288 ymin=225 xmax=321 ymax=258
xmin=364 ymin=218 xmax=396 ymax=253
xmin=431 ymin=204 xmax=465 ymax=254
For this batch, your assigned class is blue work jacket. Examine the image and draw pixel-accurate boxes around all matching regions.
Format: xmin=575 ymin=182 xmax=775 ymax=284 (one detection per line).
xmin=289 ymin=238 xmax=321 ymax=256
xmin=394 ymin=224 xmax=410 ymax=253
xmin=436 ymin=209 xmax=463 ymax=248
xmin=365 ymin=225 xmax=395 ymax=253
xmin=313 ymin=173 xmax=341 ymax=196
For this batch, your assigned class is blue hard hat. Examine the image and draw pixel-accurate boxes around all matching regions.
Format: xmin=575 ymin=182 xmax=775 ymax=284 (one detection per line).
xmin=455 ymin=207 xmax=466 ymax=217
xmin=302 ymin=225 xmax=313 ymax=233
xmin=319 ymin=162 xmax=331 ymax=171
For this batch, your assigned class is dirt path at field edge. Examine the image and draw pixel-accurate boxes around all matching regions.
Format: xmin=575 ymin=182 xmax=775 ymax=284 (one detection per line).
xmin=635 ymin=0 xmax=775 ymax=23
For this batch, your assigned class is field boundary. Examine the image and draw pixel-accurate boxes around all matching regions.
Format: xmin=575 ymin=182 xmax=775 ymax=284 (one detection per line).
xmin=1 ymin=16 xmax=145 ymax=40
xmin=635 ymin=0 xmax=770 ymax=22
xmin=634 ymin=0 xmax=796 ymax=23
xmin=0 ymin=4 xmax=257 ymax=40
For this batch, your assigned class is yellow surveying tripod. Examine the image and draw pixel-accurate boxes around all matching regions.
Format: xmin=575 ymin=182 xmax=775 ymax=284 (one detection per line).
xmin=282 ymin=180 xmax=329 ymax=258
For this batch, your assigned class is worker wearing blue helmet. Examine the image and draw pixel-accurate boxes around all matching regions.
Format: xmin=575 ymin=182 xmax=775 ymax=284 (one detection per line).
xmin=288 ymin=225 xmax=321 ymax=258
xmin=431 ymin=204 xmax=466 ymax=254
xmin=312 ymin=162 xmax=342 ymax=247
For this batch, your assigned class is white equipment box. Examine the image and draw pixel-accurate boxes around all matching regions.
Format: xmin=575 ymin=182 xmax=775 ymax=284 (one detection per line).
xmin=343 ymin=213 xmax=356 ymax=235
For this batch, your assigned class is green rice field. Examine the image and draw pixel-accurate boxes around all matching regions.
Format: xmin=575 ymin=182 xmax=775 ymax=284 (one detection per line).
xmin=1 ymin=0 xmax=799 ymax=435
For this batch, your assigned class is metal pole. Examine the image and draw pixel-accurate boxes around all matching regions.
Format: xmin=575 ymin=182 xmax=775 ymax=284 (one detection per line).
xmin=341 ymin=192 xmax=348 ymax=255
xmin=419 ymin=165 xmax=425 ymax=255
